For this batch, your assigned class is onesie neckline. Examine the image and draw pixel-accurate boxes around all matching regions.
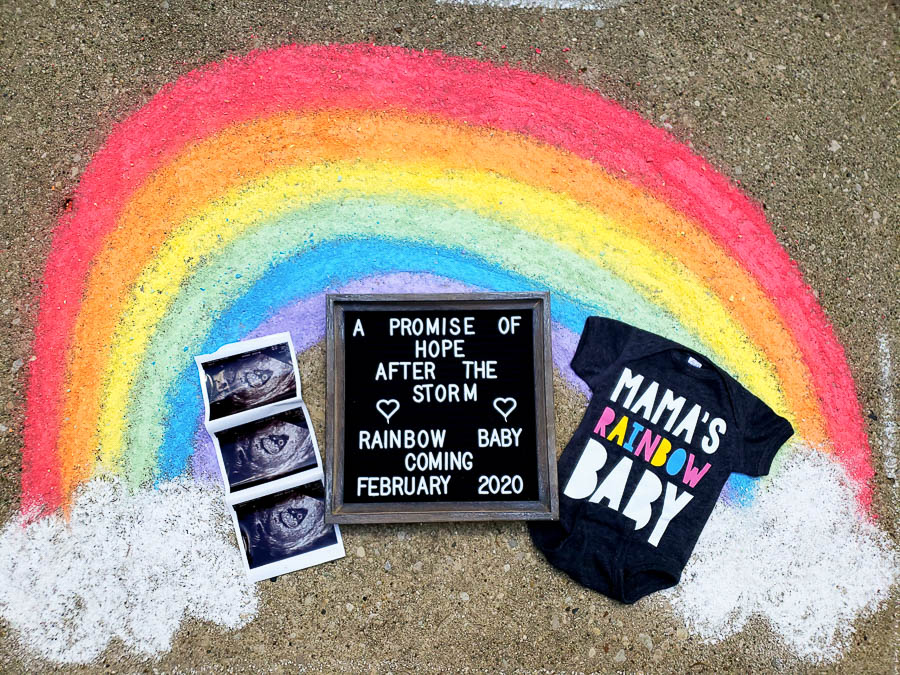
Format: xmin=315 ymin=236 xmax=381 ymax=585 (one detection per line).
xmin=666 ymin=348 xmax=719 ymax=380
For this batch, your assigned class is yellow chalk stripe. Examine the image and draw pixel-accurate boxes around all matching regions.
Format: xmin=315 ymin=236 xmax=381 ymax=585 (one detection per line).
xmin=97 ymin=161 xmax=789 ymax=469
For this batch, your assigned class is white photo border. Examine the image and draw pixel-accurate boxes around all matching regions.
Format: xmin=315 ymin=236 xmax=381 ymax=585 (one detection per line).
xmin=229 ymin=481 xmax=345 ymax=582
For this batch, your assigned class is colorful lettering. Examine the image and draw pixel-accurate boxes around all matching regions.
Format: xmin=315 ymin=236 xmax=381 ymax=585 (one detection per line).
xmin=682 ymin=453 xmax=711 ymax=488
xmin=606 ymin=414 xmax=630 ymax=447
xmin=665 ymin=448 xmax=687 ymax=476
xmin=634 ymin=428 xmax=661 ymax=462
xmin=623 ymin=421 xmax=644 ymax=452
xmin=650 ymin=437 xmax=673 ymax=467
xmin=593 ymin=405 xmax=616 ymax=436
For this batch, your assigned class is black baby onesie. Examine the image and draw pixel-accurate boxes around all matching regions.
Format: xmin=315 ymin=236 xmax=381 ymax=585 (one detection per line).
xmin=529 ymin=317 xmax=793 ymax=604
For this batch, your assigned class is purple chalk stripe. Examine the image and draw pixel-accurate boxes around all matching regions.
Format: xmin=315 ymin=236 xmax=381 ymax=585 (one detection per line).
xmin=190 ymin=273 xmax=585 ymax=482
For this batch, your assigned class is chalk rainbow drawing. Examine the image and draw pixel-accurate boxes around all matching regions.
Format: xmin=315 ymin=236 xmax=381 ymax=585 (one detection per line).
xmin=3 ymin=44 xmax=895 ymax=663
xmin=22 ymin=44 xmax=870 ymax=515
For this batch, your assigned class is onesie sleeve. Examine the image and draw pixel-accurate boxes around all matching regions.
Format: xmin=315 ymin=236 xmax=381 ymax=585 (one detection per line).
xmin=733 ymin=394 xmax=794 ymax=477
xmin=570 ymin=317 xmax=632 ymax=392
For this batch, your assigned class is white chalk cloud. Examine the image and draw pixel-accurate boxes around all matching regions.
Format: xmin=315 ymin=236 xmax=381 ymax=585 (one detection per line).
xmin=0 ymin=478 xmax=257 ymax=664
xmin=666 ymin=449 xmax=898 ymax=661
xmin=0 ymin=450 xmax=895 ymax=664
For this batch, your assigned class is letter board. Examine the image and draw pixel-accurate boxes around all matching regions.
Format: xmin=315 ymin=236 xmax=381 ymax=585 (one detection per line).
xmin=325 ymin=293 xmax=558 ymax=523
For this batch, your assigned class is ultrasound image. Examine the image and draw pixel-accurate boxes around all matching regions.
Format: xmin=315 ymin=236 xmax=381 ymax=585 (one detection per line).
xmin=236 ymin=483 xmax=337 ymax=569
xmin=203 ymin=343 xmax=296 ymax=419
xmin=216 ymin=408 xmax=316 ymax=491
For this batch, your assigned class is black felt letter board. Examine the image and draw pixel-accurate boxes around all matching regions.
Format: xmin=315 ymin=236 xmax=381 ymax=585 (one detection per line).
xmin=325 ymin=293 xmax=558 ymax=523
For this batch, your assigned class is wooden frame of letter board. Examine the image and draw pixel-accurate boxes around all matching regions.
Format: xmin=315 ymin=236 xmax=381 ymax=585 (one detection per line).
xmin=325 ymin=292 xmax=558 ymax=524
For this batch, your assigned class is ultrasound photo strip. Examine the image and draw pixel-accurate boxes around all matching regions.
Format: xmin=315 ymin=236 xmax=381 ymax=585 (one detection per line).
xmin=210 ymin=402 xmax=325 ymax=505
xmin=230 ymin=481 xmax=345 ymax=582
xmin=195 ymin=333 xmax=342 ymax=579
xmin=196 ymin=332 xmax=302 ymax=429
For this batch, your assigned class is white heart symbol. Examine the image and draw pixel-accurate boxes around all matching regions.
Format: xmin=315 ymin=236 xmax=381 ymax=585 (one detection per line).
xmin=493 ymin=397 xmax=517 ymax=422
xmin=376 ymin=398 xmax=400 ymax=425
